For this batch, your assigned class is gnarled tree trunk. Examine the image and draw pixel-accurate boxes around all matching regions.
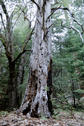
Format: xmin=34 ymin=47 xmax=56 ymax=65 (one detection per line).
xmin=20 ymin=0 xmax=52 ymax=117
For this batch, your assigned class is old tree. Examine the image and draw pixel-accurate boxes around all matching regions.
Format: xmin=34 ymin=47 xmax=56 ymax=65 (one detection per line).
xmin=20 ymin=0 xmax=53 ymax=117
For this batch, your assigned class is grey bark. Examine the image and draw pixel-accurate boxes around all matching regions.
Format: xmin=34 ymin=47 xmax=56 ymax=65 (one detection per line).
xmin=20 ymin=0 xmax=52 ymax=117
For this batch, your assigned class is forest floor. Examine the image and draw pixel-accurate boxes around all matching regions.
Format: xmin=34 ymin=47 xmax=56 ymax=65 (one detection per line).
xmin=0 ymin=110 xmax=84 ymax=126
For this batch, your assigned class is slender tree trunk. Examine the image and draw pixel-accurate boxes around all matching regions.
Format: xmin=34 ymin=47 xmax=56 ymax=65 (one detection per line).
xmin=8 ymin=60 xmax=18 ymax=108
xmin=6 ymin=17 xmax=18 ymax=108
xmin=71 ymin=79 xmax=76 ymax=107
xmin=17 ymin=54 xmax=25 ymax=106
xmin=20 ymin=0 xmax=52 ymax=117
xmin=8 ymin=54 xmax=26 ymax=108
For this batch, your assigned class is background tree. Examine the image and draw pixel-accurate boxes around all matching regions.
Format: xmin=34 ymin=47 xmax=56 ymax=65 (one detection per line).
xmin=0 ymin=0 xmax=33 ymax=108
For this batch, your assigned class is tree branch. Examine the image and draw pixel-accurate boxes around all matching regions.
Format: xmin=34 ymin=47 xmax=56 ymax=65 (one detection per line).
xmin=60 ymin=8 xmax=84 ymax=33
xmin=21 ymin=7 xmax=31 ymax=27
xmin=0 ymin=33 xmax=12 ymax=59
xmin=12 ymin=11 xmax=22 ymax=29
xmin=51 ymin=6 xmax=84 ymax=35
xmin=0 ymin=33 xmax=7 ymax=49
xmin=51 ymin=7 xmax=72 ymax=18
xmin=22 ymin=27 xmax=34 ymax=51
xmin=72 ymin=18 xmax=84 ymax=34
xmin=0 ymin=0 xmax=12 ymax=41
xmin=31 ymin=0 xmax=40 ymax=10
xmin=13 ymin=49 xmax=31 ymax=63
xmin=0 ymin=13 xmax=6 ymax=31
xmin=13 ymin=27 xmax=34 ymax=63
xmin=0 ymin=0 xmax=9 ymax=21
xmin=46 ymin=6 xmax=61 ymax=22
xmin=61 ymin=21 xmax=84 ymax=43
xmin=46 ymin=6 xmax=71 ymax=21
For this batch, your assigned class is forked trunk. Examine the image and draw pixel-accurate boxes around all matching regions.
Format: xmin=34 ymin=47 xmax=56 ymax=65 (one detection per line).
xmin=20 ymin=0 xmax=52 ymax=117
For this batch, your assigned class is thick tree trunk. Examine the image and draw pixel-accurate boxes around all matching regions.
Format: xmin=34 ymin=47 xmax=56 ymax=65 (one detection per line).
xmin=20 ymin=0 xmax=52 ymax=117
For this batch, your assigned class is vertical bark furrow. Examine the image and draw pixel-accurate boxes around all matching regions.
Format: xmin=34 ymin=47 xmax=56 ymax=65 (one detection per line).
xmin=47 ymin=59 xmax=53 ymax=114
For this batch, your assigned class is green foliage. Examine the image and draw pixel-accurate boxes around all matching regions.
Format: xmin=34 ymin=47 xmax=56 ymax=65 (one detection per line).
xmin=52 ymin=19 xmax=84 ymax=109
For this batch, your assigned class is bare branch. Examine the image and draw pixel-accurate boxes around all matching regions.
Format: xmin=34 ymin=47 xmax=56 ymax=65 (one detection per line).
xmin=0 ymin=13 xmax=6 ymax=31
xmin=72 ymin=18 xmax=84 ymax=34
xmin=51 ymin=6 xmax=84 ymax=35
xmin=46 ymin=6 xmax=61 ymax=22
xmin=13 ymin=27 xmax=34 ymax=63
xmin=31 ymin=0 xmax=40 ymax=10
xmin=51 ymin=7 xmax=72 ymax=16
xmin=61 ymin=21 xmax=84 ymax=43
xmin=0 ymin=0 xmax=12 ymax=39
xmin=71 ymin=26 xmax=84 ymax=42
xmin=0 ymin=33 xmax=12 ymax=59
xmin=22 ymin=27 xmax=34 ymax=51
xmin=12 ymin=11 xmax=22 ymax=29
xmin=60 ymin=8 xmax=84 ymax=33
xmin=0 ymin=0 xmax=9 ymax=21
xmin=0 ymin=33 xmax=7 ymax=49
xmin=13 ymin=49 xmax=31 ymax=63
xmin=21 ymin=8 xmax=31 ymax=27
